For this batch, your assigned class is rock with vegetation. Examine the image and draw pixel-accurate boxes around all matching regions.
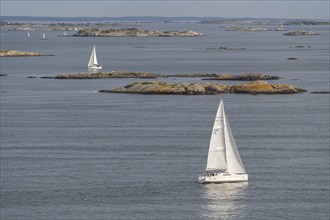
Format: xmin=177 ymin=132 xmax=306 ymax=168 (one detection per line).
xmin=283 ymin=30 xmax=320 ymax=36
xmin=101 ymin=82 xmax=229 ymax=95
xmin=100 ymin=81 xmax=306 ymax=95
xmin=54 ymin=71 xmax=162 ymax=79
xmin=202 ymin=73 xmax=279 ymax=81
xmin=0 ymin=50 xmax=53 ymax=57
xmin=230 ymin=81 xmax=306 ymax=94
xmin=74 ymin=28 xmax=205 ymax=37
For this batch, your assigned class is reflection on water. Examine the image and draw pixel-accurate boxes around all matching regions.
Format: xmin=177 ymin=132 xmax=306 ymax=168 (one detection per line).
xmin=200 ymin=183 xmax=248 ymax=220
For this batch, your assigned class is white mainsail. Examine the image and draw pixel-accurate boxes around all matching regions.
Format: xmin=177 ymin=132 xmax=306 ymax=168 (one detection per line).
xmin=206 ymin=100 xmax=245 ymax=173
xmin=88 ymin=46 xmax=99 ymax=67
xmin=206 ymin=100 xmax=227 ymax=171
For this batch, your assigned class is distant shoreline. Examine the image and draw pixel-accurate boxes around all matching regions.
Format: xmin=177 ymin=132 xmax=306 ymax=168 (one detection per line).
xmin=1 ymin=16 xmax=329 ymax=23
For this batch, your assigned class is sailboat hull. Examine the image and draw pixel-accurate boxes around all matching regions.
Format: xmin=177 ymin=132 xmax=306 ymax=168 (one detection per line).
xmin=88 ymin=66 xmax=102 ymax=70
xmin=199 ymin=173 xmax=248 ymax=184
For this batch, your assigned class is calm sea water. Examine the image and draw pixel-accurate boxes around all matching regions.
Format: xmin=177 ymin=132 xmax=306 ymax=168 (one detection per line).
xmin=1 ymin=22 xmax=329 ymax=220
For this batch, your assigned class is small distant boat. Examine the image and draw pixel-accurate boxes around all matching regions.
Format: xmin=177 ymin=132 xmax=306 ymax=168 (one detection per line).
xmin=275 ymin=22 xmax=285 ymax=31
xmin=27 ymin=31 xmax=31 ymax=37
xmin=41 ymin=33 xmax=47 ymax=40
xmin=64 ymin=31 xmax=67 ymax=36
xmin=87 ymin=46 xmax=102 ymax=70
xmin=198 ymin=99 xmax=248 ymax=184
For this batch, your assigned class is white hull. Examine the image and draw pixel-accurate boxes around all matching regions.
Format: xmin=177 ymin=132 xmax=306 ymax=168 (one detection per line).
xmin=199 ymin=173 xmax=248 ymax=184
xmin=88 ymin=65 xmax=102 ymax=70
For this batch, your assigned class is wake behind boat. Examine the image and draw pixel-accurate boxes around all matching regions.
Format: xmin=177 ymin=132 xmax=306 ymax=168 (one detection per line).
xmin=199 ymin=99 xmax=248 ymax=184
xmin=87 ymin=46 xmax=102 ymax=70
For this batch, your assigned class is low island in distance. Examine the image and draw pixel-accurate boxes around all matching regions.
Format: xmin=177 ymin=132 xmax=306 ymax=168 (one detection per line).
xmin=49 ymin=72 xmax=279 ymax=81
xmin=100 ymin=81 xmax=306 ymax=95
xmin=0 ymin=50 xmax=54 ymax=57
xmin=283 ymin=30 xmax=320 ymax=36
xmin=73 ymin=28 xmax=205 ymax=37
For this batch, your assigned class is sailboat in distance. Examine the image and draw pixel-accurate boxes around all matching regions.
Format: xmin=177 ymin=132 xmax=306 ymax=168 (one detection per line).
xmin=87 ymin=46 xmax=102 ymax=70
xmin=199 ymin=99 xmax=248 ymax=184
xmin=41 ymin=33 xmax=47 ymax=40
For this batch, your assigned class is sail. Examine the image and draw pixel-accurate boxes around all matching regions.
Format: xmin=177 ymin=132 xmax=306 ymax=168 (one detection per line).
xmin=223 ymin=109 xmax=246 ymax=174
xmin=88 ymin=46 xmax=99 ymax=67
xmin=206 ymin=100 xmax=227 ymax=171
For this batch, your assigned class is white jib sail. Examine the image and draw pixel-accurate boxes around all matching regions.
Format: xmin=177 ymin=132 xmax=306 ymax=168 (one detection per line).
xmin=223 ymin=109 xmax=246 ymax=174
xmin=88 ymin=46 xmax=98 ymax=67
xmin=206 ymin=100 xmax=227 ymax=171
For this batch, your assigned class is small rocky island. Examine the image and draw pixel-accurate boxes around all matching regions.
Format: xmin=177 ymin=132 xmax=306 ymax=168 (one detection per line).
xmin=202 ymin=73 xmax=279 ymax=81
xmin=54 ymin=71 xmax=161 ymax=79
xmin=50 ymin=72 xmax=279 ymax=81
xmin=226 ymin=27 xmax=270 ymax=31
xmin=74 ymin=28 xmax=205 ymax=37
xmin=100 ymin=81 xmax=306 ymax=95
xmin=0 ymin=50 xmax=54 ymax=57
xmin=283 ymin=30 xmax=320 ymax=36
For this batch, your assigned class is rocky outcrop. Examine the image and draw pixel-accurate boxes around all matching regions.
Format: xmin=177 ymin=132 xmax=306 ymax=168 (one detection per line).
xmin=202 ymin=73 xmax=279 ymax=81
xmin=8 ymin=27 xmax=34 ymax=31
xmin=283 ymin=30 xmax=320 ymax=36
xmin=206 ymin=46 xmax=246 ymax=51
xmin=0 ymin=50 xmax=53 ymax=57
xmin=284 ymin=20 xmax=330 ymax=26
xmin=74 ymin=28 xmax=205 ymax=37
xmin=310 ymin=91 xmax=330 ymax=94
xmin=100 ymin=81 xmax=306 ymax=95
xmin=226 ymin=27 xmax=269 ymax=31
xmin=230 ymin=81 xmax=306 ymax=94
xmin=54 ymin=71 xmax=162 ymax=79
xmin=51 ymin=72 xmax=280 ymax=81
xmin=101 ymin=82 xmax=229 ymax=95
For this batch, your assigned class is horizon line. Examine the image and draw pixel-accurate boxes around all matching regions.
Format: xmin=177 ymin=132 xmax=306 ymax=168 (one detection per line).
xmin=1 ymin=15 xmax=327 ymax=20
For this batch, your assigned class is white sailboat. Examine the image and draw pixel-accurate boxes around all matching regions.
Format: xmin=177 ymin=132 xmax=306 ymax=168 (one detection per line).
xmin=87 ymin=46 xmax=102 ymax=70
xmin=41 ymin=33 xmax=47 ymax=40
xmin=275 ymin=22 xmax=285 ymax=31
xmin=199 ymin=99 xmax=248 ymax=184
xmin=27 ymin=31 xmax=31 ymax=37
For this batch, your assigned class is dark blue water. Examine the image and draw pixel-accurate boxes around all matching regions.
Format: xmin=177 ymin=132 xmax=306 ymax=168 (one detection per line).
xmin=1 ymin=22 xmax=329 ymax=219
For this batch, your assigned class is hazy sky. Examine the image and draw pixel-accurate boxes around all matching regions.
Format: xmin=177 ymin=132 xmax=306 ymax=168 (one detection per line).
xmin=1 ymin=0 xmax=329 ymax=19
